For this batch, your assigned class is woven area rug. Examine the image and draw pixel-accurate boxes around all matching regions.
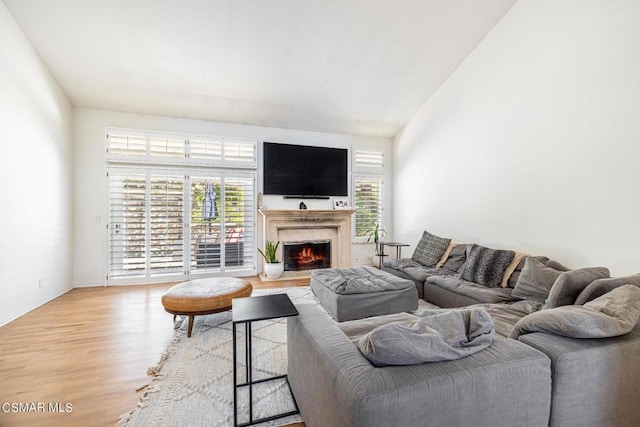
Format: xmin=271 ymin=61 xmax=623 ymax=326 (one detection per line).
xmin=118 ymin=286 xmax=320 ymax=427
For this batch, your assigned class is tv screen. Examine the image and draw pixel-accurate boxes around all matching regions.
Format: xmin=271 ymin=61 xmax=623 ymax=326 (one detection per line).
xmin=263 ymin=142 xmax=348 ymax=197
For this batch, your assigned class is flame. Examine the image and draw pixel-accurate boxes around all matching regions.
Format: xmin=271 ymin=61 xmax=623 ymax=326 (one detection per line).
xmin=286 ymin=243 xmax=329 ymax=270
xmin=295 ymin=247 xmax=326 ymax=264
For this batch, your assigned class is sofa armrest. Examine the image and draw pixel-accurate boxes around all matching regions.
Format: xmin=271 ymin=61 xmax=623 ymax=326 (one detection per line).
xmin=288 ymin=304 xmax=551 ymax=427
xmin=518 ymin=325 xmax=640 ymax=427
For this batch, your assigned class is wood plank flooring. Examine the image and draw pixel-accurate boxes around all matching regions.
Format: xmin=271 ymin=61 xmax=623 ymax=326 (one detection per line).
xmin=0 ymin=276 xmax=309 ymax=427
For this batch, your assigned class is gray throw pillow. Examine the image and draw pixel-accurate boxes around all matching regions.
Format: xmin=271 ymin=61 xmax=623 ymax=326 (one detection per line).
xmin=358 ymin=308 xmax=494 ymax=366
xmin=507 ymin=255 xmax=550 ymax=288
xmin=511 ymin=257 xmax=563 ymax=303
xmin=411 ymin=231 xmax=451 ymax=268
xmin=459 ymin=244 xmax=515 ymax=288
xmin=510 ymin=285 xmax=640 ymax=339
xmin=543 ymin=266 xmax=610 ymax=309
xmin=545 ymin=259 xmax=570 ymax=272
xmin=441 ymin=244 xmax=468 ymax=272
xmin=575 ymin=274 xmax=640 ymax=305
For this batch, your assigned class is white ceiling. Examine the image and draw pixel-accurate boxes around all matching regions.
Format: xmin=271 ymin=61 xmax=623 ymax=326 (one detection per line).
xmin=4 ymin=0 xmax=516 ymax=138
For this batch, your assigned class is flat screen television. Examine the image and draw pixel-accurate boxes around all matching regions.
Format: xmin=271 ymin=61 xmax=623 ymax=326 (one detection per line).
xmin=263 ymin=142 xmax=348 ymax=197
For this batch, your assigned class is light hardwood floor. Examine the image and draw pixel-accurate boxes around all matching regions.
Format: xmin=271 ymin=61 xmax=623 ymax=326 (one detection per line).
xmin=0 ymin=277 xmax=308 ymax=427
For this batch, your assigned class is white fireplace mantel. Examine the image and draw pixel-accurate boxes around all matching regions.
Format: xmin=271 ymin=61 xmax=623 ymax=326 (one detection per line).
xmin=259 ymin=209 xmax=355 ymax=277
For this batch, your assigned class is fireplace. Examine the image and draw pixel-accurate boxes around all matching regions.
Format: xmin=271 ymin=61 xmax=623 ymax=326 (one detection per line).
xmin=283 ymin=240 xmax=331 ymax=272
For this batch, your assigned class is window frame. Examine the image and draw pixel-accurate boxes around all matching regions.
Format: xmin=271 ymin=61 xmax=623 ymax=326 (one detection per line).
xmin=105 ymin=127 xmax=257 ymax=285
xmin=106 ymin=127 xmax=257 ymax=169
xmin=351 ymin=148 xmax=385 ymax=244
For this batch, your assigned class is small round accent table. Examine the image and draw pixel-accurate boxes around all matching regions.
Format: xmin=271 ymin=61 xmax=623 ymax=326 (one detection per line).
xmin=161 ymin=277 xmax=253 ymax=337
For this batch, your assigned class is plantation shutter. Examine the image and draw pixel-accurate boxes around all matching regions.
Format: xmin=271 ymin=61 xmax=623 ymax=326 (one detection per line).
xmin=106 ymin=129 xmax=258 ymax=283
xmin=189 ymin=138 xmax=222 ymax=161
xmin=107 ymin=131 xmax=146 ymax=158
xmin=190 ymin=176 xmax=223 ymax=273
xmin=354 ymin=178 xmax=383 ymax=238
xmin=149 ymin=173 xmax=184 ymax=274
xmin=150 ymin=136 xmax=185 ymax=159
xmin=108 ymin=171 xmax=147 ymax=279
xmin=189 ymin=173 xmax=255 ymax=274
xmin=352 ymin=148 xmax=385 ymax=240
xmin=353 ymin=150 xmax=384 ymax=171
xmin=223 ymin=175 xmax=256 ymax=271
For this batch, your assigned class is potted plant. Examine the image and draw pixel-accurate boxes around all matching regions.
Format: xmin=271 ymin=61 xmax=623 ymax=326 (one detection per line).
xmin=258 ymin=240 xmax=284 ymax=279
xmin=364 ymin=223 xmax=387 ymax=256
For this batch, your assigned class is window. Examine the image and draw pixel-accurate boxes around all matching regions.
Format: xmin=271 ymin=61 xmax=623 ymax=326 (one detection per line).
xmin=352 ymin=149 xmax=384 ymax=241
xmin=353 ymin=178 xmax=383 ymax=239
xmin=106 ymin=128 xmax=256 ymax=168
xmin=188 ymin=173 xmax=256 ymax=275
xmin=106 ymin=128 xmax=257 ymax=284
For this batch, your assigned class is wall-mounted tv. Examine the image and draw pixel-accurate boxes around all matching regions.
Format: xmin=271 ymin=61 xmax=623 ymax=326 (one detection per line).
xmin=263 ymin=142 xmax=348 ymax=197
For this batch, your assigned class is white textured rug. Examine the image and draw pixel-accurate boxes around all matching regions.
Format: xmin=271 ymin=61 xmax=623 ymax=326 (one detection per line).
xmin=118 ymin=286 xmax=320 ymax=427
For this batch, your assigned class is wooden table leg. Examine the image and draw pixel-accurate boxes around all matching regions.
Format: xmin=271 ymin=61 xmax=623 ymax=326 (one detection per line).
xmin=187 ymin=315 xmax=194 ymax=338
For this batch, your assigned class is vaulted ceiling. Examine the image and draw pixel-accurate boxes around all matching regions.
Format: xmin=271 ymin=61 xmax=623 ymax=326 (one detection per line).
xmin=4 ymin=0 xmax=516 ymax=137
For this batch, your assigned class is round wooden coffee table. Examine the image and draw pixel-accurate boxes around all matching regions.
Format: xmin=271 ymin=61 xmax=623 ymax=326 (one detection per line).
xmin=161 ymin=277 xmax=253 ymax=337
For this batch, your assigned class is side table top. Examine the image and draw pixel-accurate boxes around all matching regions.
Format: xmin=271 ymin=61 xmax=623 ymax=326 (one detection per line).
xmin=381 ymin=242 xmax=410 ymax=247
xmin=232 ymin=293 xmax=298 ymax=323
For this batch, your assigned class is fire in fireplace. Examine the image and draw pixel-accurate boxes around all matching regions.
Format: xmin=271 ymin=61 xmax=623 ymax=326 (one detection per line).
xmin=283 ymin=240 xmax=331 ymax=271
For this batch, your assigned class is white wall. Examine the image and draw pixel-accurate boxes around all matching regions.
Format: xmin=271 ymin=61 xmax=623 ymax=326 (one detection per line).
xmin=0 ymin=2 xmax=73 ymax=325
xmin=73 ymin=109 xmax=391 ymax=286
xmin=393 ymin=0 xmax=640 ymax=275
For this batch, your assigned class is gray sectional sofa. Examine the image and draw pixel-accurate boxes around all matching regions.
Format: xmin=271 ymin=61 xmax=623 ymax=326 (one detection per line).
xmin=287 ymin=233 xmax=640 ymax=426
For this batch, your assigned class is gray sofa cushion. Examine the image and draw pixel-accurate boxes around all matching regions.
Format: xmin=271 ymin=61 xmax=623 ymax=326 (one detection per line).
xmin=441 ymin=244 xmax=468 ymax=272
xmin=312 ymin=266 xmax=413 ymax=295
xmin=402 ymin=266 xmax=457 ymax=283
xmin=575 ymin=273 xmax=640 ymax=305
xmin=382 ymin=258 xmax=422 ymax=270
xmin=311 ymin=267 xmax=418 ymax=322
xmin=545 ymin=259 xmax=571 ymax=272
xmin=459 ymin=244 xmax=515 ymax=287
xmin=472 ymin=300 xmax=543 ymax=338
xmin=426 ymin=276 xmax=514 ymax=304
xmin=508 ymin=255 xmax=550 ymax=288
xmin=411 ymin=230 xmax=451 ymax=267
xmin=288 ymin=304 xmax=552 ymax=427
xmin=511 ymin=285 xmax=640 ymax=339
xmin=357 ymin=308 xmax=494 ymax=366
xmin=382 ymin=258 xmax=457 ymax=283
xmin=511 ymin=257 xmax=564 ymax=303
xmin=518 ymin=325 xmax=640 ymax=427
xmin=543 ymin=267 xmax=610 ymax=309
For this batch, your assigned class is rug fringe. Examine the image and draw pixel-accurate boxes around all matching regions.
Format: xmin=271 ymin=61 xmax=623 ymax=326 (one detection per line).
xmin=117 ymin=321 xmax=184 ymax=425
xmin=116 ymin=374 xmax=165 ymax=426
xmin=147 ymin=327 xmax=184 ymax=376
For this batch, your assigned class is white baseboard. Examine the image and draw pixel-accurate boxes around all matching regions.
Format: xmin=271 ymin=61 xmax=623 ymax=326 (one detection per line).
xmin=0 ymin=287 xmax=73 ymax=328
xmin=73 ymin=281 xmax=107 ymax=288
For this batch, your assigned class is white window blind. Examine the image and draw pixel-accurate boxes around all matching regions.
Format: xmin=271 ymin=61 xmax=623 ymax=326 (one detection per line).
xmin=106 ymin=128 xmax=257 ymax=168
xmin=150 ymin=136 xmax=185 ymax=158
xmin=189 ymin=138 xmax=222 ymax=161
xmin=223 ymin=139 xmax=255 ymax=163
xmin=353 ymin=150 xmax=384 ymax=172
xmin=188 ymin=174 xmax=256 ymax=275
xmin=107 ymin=171 xmax=147 ymax=278
xmin=353 ymin=178 xmax=383 ymax=239
xmin=352 ymin=148 xmax=385 ymax=241
xmin=108 ymin=167 xmax=256 ymax=282
xmin=107 ymin=132 xmax=146 ymax=157
xmin=149 ymin=174 xmax=184 ymax=275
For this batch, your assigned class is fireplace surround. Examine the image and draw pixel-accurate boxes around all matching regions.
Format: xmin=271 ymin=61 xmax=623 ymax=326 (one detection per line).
xmin=259 ymin=209 xmax=355 ymax=278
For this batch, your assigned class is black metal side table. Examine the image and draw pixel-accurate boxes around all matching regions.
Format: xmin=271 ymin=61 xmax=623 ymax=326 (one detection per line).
xmin=380 ymin=242 xmax=410 ymax=259
xmin=231 ymin=293 xmax=300 ymax=427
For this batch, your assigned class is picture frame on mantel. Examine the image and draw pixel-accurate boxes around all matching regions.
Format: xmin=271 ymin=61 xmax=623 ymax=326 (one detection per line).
xmin=333 ymin=197 xmax=350 ymax=209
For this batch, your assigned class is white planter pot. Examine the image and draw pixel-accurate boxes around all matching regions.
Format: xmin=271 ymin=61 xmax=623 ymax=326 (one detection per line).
xmin=264 ymin=262 xmax=284 ymax=279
